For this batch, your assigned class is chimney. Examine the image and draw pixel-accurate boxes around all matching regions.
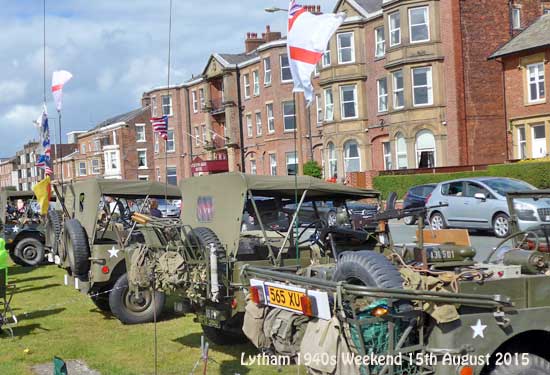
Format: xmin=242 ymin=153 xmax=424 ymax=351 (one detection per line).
xmin=263 ymin=24 xmax=282 ymax=43
xmin=245 ymin=31 xmax=265 ymax=53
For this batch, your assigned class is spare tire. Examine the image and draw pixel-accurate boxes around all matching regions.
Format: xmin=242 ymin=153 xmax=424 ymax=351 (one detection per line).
xmin=64 ymin=219 xmax=90 ymax=280
xmin=332 ymin=251 xmax=411 ymax=313
xmin=45 ymin=210 xmax=62 ymax=254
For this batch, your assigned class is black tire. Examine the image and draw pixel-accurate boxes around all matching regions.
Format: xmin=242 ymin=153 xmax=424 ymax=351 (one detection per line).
xmin=8 ymin=251 xmax=27 ymax=266
xmin=193 ymin=227 xmax=224 ymax=254
xmin=493 ymin=213 xmax=511 ymax=239
xmin=489 ymin=354 xmax=550 ymax=374
xmin=64 ymin=219 xmax=90 ymax=279
xmin=14 ymin=237 xmax=45 ymax=267
xmin=430 ymin=212 xmax=447 ymax=230
xmin=45 ymin=210 xmax=62 ymax=255
xmin=333 ymin=251 xmax=411 ymax=313
xmin=109 ymin=273 xmax=165 ymax=325
xmin=201 ymin=325 xmax=248 ymax=346
xmin=403 ymin=216 xmax=417 ymax=225
xmin=91 ymin=294 xmax=111 ymax=312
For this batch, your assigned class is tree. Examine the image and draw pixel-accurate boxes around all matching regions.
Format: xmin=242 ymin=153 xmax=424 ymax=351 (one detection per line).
xmin=302 ymin=160 xmax=322 ymax=178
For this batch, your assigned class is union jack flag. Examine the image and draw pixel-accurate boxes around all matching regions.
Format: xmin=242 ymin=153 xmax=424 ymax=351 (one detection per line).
xmin=150 ymin=116 xmax=168 ymax=140
xmin=288 ymin=0 xmax=306 ymax=30
xmin=35 ymin=106 xmax=52 ymax=176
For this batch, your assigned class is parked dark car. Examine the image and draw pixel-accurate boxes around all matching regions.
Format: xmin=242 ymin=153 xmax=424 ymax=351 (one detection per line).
xmin=402 ymin=183 xmax=437 ymax=225
xmin=346 ymin=200 xmax=379 ymax=230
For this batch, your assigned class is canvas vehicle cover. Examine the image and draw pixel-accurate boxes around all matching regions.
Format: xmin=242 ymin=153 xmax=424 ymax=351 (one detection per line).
xmin=180 ymin=172 xmax=379 ymax=256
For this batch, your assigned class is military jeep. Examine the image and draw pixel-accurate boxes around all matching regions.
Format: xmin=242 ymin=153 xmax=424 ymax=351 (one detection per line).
xmin=122 ymin=172 xmax=380 ymax=344
xmin=0 ymin=189 xmax=51 ymax=266
xmin=239 ymin=189 xmax=550 ymax=375
xmin=51 ymin=178 xmax=181 ymax=324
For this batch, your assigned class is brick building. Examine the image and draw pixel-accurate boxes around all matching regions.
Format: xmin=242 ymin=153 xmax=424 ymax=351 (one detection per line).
xmin=490 ymin=14 xmax=550 ymax=160
xmin=0 ymin=158 xmax=17 ymax=189
xmin=53 ymin=107 xmax=156 ymax=182
xmin=316 ymin=0 xmax=550 ymax=180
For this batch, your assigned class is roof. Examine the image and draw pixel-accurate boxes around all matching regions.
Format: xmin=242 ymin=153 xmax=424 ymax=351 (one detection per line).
xmin=218 ymin=52 xmax=258 ymax=66
xmin=90 ymin=107 xmax=148 ymax=132
xmin=489 ymin=14 xmax=550 ymax=59
xmin=182 ymin=172 xmax=380 ymax=200
xmin=59 ymin=178 xmax=181 ymax=198
xmin=354 ymin=0 xmax=383 ymax=13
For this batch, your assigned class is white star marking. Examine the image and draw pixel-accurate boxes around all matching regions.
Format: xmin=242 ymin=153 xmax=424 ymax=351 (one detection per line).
xmin=12 ymin=226 xmax=19 ymax=233
xmin=471 ymin=319 xmax=487 ymax=339
xmin=108 ymin=246 xmax=120 ymax=258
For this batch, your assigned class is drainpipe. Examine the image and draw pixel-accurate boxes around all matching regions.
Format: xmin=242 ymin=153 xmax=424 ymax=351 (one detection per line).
xmin=236 ymin=67 xmax=246 ymax=172
xmin=184 ymin=86 xmax=193 ymax=176
xmin=497 ymin=58 xmax=510 ymax=161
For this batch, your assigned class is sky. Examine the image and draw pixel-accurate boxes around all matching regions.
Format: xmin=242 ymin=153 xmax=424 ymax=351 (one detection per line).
xmin=0 ymin=0 xmax=337 ymax=157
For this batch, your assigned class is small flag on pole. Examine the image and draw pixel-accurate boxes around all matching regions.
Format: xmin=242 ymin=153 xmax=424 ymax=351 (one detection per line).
xmin=150 ymin=116 xmax=168 ymax=140
xmin=287 ymin=1 xmax=345 ymax=104
xmin=51 ymin=70 xmax=73 ymax=111
xmin=35 ymin=105 xmax=53 ymax=176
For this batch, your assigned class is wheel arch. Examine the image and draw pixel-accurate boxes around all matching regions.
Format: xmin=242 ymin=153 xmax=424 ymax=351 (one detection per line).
xmin=14 ymin=229 xmax=45 ymax=246
xmin=482 ymin=330 xmax=550 ymax=374
xmin=491 ymin=211 xmax=509 ymax=224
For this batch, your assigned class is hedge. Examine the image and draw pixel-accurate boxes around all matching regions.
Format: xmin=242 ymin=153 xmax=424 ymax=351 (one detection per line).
xmin=373 ymin=161 xmax=550 ymax=199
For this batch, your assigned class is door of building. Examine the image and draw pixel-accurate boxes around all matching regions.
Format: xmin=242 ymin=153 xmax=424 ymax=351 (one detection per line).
xmin=532 ymin=124 xmax=547 ymax=158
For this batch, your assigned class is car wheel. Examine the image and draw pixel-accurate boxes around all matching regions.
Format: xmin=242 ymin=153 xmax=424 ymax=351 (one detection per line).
xmin=327 ymin=211 xmax=337 ymax=227
xmin=488 ymin=354 xmax=550 ymax=374
xmin=8 ymin=251 xmax=27 ymax=266
xmin=14 ymin=237 xmax=45 ymax=266
xmin=109 ymin=273 xmax=165 ymax=324
xmin=430 ymin=212 xmax=447 ymax=230
xmin=493 ymin=213 xmax=510 ymax=238
xmin=403 ymin=216 xmax=416 ymax=225
xmin=64 ymin=219 xmax=90 ymax=280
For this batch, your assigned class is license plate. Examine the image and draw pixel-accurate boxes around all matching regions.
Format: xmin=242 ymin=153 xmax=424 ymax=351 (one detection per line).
xmin=266 ymin=285 xmax=304 ymax=313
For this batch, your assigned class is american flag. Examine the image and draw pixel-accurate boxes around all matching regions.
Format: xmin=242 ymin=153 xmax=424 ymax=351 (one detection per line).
xmin=150 ymin=116 xmax=168 ymax=140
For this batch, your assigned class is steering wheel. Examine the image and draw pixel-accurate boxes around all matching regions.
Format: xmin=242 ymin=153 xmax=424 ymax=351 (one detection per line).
xmin=484 ymin=230 xmax=541 ymax=263
xmin=297 ymin=219 xmax=328 ymax=247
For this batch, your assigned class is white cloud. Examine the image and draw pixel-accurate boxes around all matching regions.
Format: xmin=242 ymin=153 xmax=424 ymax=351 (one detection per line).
xmin=0 ymin=0 xmax=337 ymax=156
xmin=0 ymin=81 xmax=28 ymax=103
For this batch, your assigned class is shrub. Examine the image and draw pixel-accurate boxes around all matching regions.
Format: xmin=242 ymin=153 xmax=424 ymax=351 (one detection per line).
xmin=303 ymin=160 xmax=323 ymax=178
xmin=487 ymin=162 xmax=550 ymax=189
xmin=372 ymin=161 xmax=550 ymax=199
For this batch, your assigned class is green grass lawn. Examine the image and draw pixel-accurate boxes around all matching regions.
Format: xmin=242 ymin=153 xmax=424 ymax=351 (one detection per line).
xmin=0 ymin=262 xmax=302 ymax=375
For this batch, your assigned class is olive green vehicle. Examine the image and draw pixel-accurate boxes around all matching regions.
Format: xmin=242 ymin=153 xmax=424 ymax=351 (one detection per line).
xmin=49 ymin=178 xmax=180 ymax=324
xmin=0 ymin=189 xmax=50 ymax=266
xmin=122 ymin=172 xmax=381 ymax=344
xmin=238 ymin=189 xmax=550 ymax=375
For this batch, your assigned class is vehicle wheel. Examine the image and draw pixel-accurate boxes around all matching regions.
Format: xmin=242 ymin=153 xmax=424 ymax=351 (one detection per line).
xmin=332 ymin=251 xmax=411 ymax=313
xmin=14 ymin=237 xmax=45 ymax=266
xmin=45 ymin=210 xmax=62 ymax=255
xmin=430 ymin=212 xmax=447 ymax=230
xmin=488 ymin=354 xmax=550 ymax=374
xmin=192 ymin=226 xmax=225 ymax=294
xmin=493 ymin=213 xmax=510 ymax=238
xmin=327 ymin=211 xmax=337 ymax=227
xmin=403 ymin=216 xmax=416 ymax=225
xmin=64 ymin=219 xmax=90 ymax=280
xmin=8 ymin=251 xmax=27 ymax=266
xmin=201 ymin=325 xmax=248 ymax=346
xmin=109 ymin=273 xmax=165 ymax=324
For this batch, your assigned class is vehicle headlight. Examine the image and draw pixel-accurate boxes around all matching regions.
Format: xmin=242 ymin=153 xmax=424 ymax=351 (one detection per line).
xmin=514 ymin=203 xmax=537 ymax=221
xmin=361 ymin=209 xmax=367 ymax=216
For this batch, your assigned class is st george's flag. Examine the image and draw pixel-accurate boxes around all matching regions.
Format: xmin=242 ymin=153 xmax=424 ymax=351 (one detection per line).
xmin=150 ymin=116 xmax=168 ymax=140
xmin=51 ymin=70 xmax=73 ymax=111
xmin=287 ymin=1 xmax=345 ymax=104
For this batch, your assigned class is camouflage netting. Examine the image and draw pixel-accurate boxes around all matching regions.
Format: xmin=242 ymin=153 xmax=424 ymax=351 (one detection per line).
xmin=127 ymin=244 xmax=208 ymax=304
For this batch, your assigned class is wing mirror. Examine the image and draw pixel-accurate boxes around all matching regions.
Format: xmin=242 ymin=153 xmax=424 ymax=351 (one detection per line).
xmin=474 ymin=193 xmax=487 ymax=200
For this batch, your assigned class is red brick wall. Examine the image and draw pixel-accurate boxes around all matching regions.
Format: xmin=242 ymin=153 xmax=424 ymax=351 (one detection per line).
xmin=459 ymin=0 xmax=545 ymax=165
xmin=503 ymin=49 xmax=550 ymax=120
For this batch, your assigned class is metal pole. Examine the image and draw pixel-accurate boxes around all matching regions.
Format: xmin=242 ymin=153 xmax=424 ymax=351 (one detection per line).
xmin=57 ymin=110 xmax=64 ymax=201
xmin=306 ymin=105 xmax=313 ymax=160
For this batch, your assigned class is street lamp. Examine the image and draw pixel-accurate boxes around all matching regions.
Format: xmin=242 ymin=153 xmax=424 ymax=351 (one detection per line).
xmin=264 ymin=6 xmax=286 ymax=13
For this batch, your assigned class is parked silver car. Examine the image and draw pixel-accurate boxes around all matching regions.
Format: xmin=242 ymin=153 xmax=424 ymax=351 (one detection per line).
xmin=426 ymin=177 xmax=549 ymax=237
